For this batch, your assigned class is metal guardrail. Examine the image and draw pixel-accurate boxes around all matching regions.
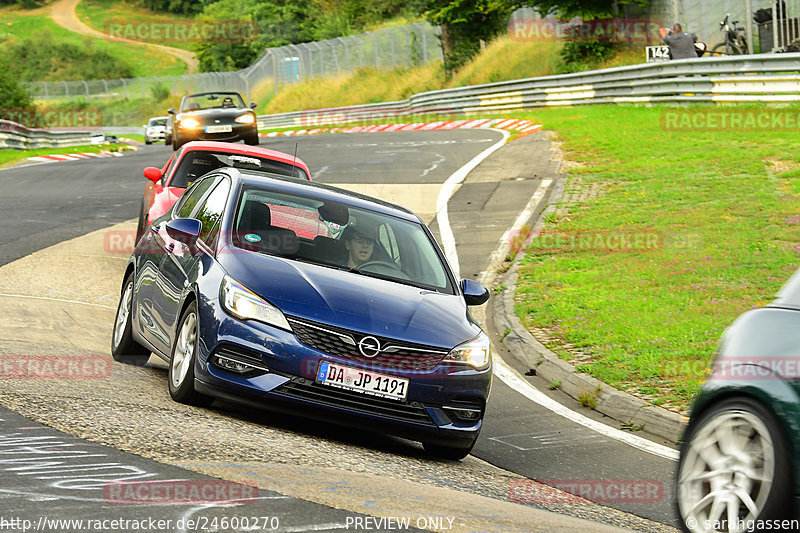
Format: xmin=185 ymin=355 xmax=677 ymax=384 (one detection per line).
xmin=0 ymin=120 xmax=94 ymax=150
xmin=257 ymin=53 xmax=800 ymax=129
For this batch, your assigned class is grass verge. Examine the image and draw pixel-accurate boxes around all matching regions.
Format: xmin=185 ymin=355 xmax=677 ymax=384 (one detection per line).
xmin=0 ymin=144 xmax=118 ymax=168
xmin=76 ymin=0 xmax=197 ymax=52
xmin=0 ymin=5 xmax=184 ymax=79
xmin=261 ymin=36 xmax=636 ymax=114
xmin=511 ymin=104 xmax=800 ymax=411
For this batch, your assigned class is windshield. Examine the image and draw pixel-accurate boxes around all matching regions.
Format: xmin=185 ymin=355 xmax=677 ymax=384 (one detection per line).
xmin=170 ymin=151 xmax=309 ymax=188
xmin=181 ymin=93 xmax=245 ymax=112
xmin=231 ymin=186 xmax=454 ymax=293
xmin=148 ymin=118 xmax=166 ymax=126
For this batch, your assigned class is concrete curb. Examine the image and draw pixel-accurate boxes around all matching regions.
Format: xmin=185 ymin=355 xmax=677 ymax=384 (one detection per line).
xmin=260 ymin=118 xmax=543 ymax=138
xmin=487 ymin=136 xmax=686 ymax=445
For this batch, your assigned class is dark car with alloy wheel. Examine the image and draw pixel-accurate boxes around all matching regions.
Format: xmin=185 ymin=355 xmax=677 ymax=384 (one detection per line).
xmin=111 ymin=167 xmax=492 ymax=460
xmin=676 ymin=268 xmax=800 ymax=531
xmin=166 ymin=92 xmax=259 ymax=150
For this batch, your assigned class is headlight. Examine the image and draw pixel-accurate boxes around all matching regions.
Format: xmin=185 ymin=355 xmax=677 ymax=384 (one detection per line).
xmin=220 ymin=275 xmax=291 ymax=331
xmin=178 ymin=118 xmax=201 ymax=129
xmin=235 ymin=114 xmax=255 ymax=124
xmin=445 ymin=332 xmax=492 ymax=369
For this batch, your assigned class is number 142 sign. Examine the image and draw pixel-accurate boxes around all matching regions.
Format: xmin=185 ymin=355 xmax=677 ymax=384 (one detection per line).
xmin=646 ymin=46 xmax=670 ymax=62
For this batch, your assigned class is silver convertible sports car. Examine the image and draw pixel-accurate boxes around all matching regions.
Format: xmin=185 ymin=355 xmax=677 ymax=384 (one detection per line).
xmin=166 ymin=92 xmax=259 ymax=150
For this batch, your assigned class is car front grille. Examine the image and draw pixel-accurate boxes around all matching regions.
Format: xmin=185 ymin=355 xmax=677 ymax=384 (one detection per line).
xmin=285 ymin=316 xmax=450 ymax=372
xmin=273 ymin=377 xmax=434 ymax=424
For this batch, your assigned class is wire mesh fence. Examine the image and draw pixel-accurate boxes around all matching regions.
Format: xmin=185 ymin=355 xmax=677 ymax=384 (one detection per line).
xmin=22 ymin=22 xmax=442 ymax=103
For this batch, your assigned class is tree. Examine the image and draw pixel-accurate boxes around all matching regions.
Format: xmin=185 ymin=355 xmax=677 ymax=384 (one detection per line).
xmin=416 ymin=0 xmax=521 ymax=76
xmin=0 ymin=57 xmax=34 ymax=111
xmin=417 ymin=0 xmax=648 ymax=77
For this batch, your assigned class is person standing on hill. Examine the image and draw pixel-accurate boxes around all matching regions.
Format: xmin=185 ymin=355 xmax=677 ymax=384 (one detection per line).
xmin=660 ymin=23 xmax=698 ymax=59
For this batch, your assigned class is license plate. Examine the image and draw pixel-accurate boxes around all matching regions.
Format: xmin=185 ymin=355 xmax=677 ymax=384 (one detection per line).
xmin=205 ymin=125 xmax=232 ymax=133
xmin=316 ymin=361 xmax=409 ymax=401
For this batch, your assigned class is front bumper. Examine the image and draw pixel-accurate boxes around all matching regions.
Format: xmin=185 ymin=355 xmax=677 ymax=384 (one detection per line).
xmin=176 ymin=123 xmax=257 ymax=143
xmin=194 ymin=304 xmax=491 ymax=447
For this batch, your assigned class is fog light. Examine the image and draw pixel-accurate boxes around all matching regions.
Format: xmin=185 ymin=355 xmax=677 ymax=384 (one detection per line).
xmin=442 ymin=405 xmax=482 ymax=423
xmin=212 ymin=354 xmax=269 ymax=376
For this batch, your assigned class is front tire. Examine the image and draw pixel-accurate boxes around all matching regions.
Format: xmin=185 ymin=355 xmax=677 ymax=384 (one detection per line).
xmin=111 ymin=273 xmax=150 ymax=366
xmin=168 ymin=301 xmax=214 ymax=407
xmin=245 ymin=133 xmax=259 ymax=146
xmin=676 ymin=397 xmax=791 ymax=532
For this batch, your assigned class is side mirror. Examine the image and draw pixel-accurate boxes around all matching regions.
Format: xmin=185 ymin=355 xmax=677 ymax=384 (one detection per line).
xmin=166 ymin=218 xmax=201 ymax=249
xmin=168 ymin=108 xmax=177 ymax=114
xmin=460 ymin=279 xmax=490 ymax=306
xmin=250 ymin=102 xmax=257 ymax=109
xmin=143 ymin=167 xmax=162 ymax=182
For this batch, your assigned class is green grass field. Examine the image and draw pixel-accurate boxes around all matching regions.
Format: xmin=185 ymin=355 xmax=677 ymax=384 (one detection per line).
xmin=76 ymin=0 xmax=197 ymax=52
xmin=511 ymin=105 xmax=800 ymax=411
xmin=0 ymin=5 xmax=185 ymax=79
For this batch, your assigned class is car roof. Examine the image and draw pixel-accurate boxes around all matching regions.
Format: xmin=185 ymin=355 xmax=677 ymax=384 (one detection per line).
xmin=149 ymin=116 xmax=168 ymax=120
xmin=178 ymin=141 xmax=310 ymax=175
xmin=222 ymin=167 xmax=419 ymax=222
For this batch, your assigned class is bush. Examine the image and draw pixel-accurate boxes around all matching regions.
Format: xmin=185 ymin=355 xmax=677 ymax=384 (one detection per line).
xmin=0 ymin=56 xmax=34 ymax=111
xmin=557 ymin=22 xmax=618 ymax=74
xmin=150 ymin=82 xmax=171 ymax=101
xmin=1 ymin=30 xmax=134 ymax=81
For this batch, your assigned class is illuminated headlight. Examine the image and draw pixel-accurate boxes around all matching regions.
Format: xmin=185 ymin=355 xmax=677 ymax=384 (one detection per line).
xmin=235 ymin=114 xmax=255 ymax=124
xmin=220 ymin=276 xmax=291 ymax=331
xmin=445 ymin=333 xmax=492 ymax=369
xmin=178 ymin=118 xmax=201 ymax=129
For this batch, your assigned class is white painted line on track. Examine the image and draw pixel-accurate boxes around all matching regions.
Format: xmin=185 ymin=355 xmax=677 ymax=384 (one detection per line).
xmin=494 ymin=360 xmax=679 ymax=461
xmin=435 ymin=128 xmax=509 ymax=279
xmin=0 ymin=293 xmax=116 ymax=310
xmin=437 ymin=132 xmax=680 ymax=462
xmin=482 ymin=179 xmax=552 ymax=276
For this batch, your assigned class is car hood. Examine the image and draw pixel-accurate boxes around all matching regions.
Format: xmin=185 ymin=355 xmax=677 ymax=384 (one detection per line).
xmin=218 ymin=246 xmax=478 ymax=349
xmin=179 ymin=108 xmax=251 ymax=121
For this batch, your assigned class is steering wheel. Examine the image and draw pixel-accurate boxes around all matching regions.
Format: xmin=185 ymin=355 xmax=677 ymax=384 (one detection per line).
xmin=355 ymin=260 xmax=409 ymax=279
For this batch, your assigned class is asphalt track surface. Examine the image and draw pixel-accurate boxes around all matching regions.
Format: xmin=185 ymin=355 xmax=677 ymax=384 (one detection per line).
xmin=0 ymin=131 xmax=680 ymax=531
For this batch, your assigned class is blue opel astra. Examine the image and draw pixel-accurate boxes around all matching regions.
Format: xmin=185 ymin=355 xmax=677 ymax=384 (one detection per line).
xmin=112 ymin=166 xmax=492 ymax=459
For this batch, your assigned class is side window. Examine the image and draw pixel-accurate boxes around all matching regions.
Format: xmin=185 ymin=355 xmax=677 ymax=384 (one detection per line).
xmin=379 ymin=223 xmax=400 ymax=263
xmin=195 ymin=179 xmax=230 ymax=245
xmin=175 ymin=177 xmax=215 ymax=219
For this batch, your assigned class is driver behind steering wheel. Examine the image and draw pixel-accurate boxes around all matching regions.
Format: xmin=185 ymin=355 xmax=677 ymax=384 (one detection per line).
xmin=343 ymin=222 xmax=378 ymax=268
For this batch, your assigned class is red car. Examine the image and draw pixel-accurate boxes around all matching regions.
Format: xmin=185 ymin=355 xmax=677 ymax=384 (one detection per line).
xmin=137 ymin=141 xmax=311 ymax=241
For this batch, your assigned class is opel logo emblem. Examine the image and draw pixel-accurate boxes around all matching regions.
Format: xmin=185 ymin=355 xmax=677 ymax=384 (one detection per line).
xmin=358 ymin=336 xmax=381 ymax=358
